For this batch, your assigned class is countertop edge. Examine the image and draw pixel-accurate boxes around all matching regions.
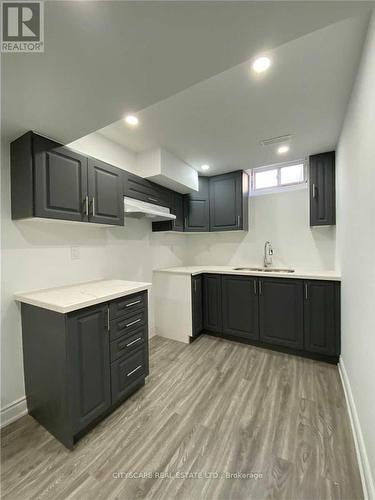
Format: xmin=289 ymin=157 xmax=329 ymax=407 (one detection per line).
xmin=15 ymin=284 xmax=152 ymax=314
xmin=153 ymin=268 xmax=341 ymax=281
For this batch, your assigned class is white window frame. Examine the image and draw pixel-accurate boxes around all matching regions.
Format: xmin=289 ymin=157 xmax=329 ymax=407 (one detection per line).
xmin=249 ymin=159 xmax=307 ymax=196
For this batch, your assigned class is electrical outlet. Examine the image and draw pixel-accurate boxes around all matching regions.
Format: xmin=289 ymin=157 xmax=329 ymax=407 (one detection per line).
xmin=71 ymin=246 xmax=80 ymax=260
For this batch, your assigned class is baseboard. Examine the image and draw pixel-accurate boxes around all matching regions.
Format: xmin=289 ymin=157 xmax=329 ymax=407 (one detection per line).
xmin=0 ymin=396 xmax=28 ymax=429
xmin=339 ymin=357 xmax=375 ymax=500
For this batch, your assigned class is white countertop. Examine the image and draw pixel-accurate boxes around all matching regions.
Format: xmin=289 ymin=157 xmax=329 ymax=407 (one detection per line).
xmin=15 ymin=279 xmax=151 ymax=314
xmin=154 ymin=266 xmax=341 ymax=281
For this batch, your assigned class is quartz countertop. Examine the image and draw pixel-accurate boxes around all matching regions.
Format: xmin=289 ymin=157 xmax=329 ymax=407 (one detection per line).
xmin=15 ymin=279 xmax=151 ymax=314
xmin=154 ymin=266 xmax=341 ymax=281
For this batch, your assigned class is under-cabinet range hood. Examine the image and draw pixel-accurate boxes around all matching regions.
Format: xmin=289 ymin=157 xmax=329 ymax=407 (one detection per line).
xmin=124 ymin=197 xmax=176 ymax=222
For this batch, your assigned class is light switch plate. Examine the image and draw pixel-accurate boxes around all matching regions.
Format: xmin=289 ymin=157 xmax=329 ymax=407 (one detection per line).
xmin=71 ymin=246 xmax=80 ymax=260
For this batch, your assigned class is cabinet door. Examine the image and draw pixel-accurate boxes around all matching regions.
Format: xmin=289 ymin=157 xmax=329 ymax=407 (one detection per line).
xmin=309 ymin=152 xmax=335 ymax=226
xmin=209 ymin=171 xmax=243 ymax=231
xmin=68 ymin=304 xmax=111 ymax=433
xmin=33 ymin=135 xmax=88 ymax=222
xmin=172 ymin=192 xmax=184 ymax=231
xmin=192 ymin=275 xmax=203 ymax=337
xmin=88 ymin=159 xmax=124 ymax=226
xmin=222 ymin=275 xmax=259 ymax=340
xmin=203 ymin=274 xmax=222 ymax=332
xmin=259 ymin=278 xmax=303 ymax=350
xmin=184 ymin=177 xmax=210 ymax=232
xmin=304 ymin=281 xmax=340 ymax=356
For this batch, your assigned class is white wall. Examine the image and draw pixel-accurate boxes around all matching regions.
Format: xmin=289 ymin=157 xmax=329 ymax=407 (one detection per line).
xmin=186 ymin=187 xmax=336 ymax=271
xmin=336 ymin=10 xmax=375 ymax=497
xmin=0 ymin=136 xmax=188 ymax=421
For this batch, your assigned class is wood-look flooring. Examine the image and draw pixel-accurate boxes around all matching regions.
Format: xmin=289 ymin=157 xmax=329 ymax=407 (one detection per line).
xmin=1 ymin=335 xmax=362 ymax=500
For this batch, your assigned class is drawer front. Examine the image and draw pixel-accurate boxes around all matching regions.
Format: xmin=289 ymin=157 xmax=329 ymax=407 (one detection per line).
xmin=110 ymin=309 xmax=147 ymax=341
xmin=109 ymin=292 xmax=146 ymax=320
xmin=124 ymin=172 xmax=171 ymax=208
xmin=110 ymin=326 xmax=146 ymax=361
xmin=111 ymin=347 xmax=147 ymax=404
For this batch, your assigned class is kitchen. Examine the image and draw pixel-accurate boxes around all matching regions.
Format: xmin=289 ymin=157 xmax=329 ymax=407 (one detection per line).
xmin=1 ymin=2 xmax=375 ymax=499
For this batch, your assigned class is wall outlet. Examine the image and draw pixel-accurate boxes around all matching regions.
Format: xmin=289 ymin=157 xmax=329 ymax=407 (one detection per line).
xmin=71 ymin=246 xmax=80 ymax=260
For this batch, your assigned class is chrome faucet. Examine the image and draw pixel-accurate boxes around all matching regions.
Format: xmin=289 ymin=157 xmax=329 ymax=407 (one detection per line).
xmin=264 ymin=241 xmax=273 ymax=268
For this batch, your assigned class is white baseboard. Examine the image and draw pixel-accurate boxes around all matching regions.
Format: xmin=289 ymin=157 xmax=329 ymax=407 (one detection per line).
xmin=1 ymin=396 xmax=28 ymax=429
xmin=339 ymin=357 xmax=375 ymax=500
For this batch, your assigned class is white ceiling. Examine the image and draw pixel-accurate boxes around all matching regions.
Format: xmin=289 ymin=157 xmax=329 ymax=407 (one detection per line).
xmin=98 ymin=14 xmax=370 ymax=175
xmin=2 ymin=2 xmax=374 ymax=145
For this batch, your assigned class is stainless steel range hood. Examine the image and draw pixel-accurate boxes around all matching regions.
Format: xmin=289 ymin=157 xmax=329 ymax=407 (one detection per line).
xmin=124 ymin=197 xmax=176 ymax=222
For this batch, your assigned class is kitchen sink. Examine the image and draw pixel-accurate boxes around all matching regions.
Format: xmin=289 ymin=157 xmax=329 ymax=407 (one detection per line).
xmin=233 ymin=267 xmax=295 ymax=273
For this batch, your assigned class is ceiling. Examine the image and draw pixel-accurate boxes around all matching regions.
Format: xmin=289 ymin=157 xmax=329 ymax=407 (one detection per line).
xmin=2 ymin=2 xmax=374 ymax=146
xmin=98 ymin=14 xmax=370 ymax=174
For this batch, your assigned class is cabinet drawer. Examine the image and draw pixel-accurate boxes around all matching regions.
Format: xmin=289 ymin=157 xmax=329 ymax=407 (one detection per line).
xmin=109 ymin=310 xmax=147 ymax=341
xmin=109 ymin=292 xmax=146 ymax=320
xmin=111 ymin=347 xmax=147 ymax=404
xmin=110 ymin=326 xmax=146 ymax=361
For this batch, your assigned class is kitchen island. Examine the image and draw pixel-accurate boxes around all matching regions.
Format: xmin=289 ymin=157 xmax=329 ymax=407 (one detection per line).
xmin=15 ymin=279 xmax=151 ymax=448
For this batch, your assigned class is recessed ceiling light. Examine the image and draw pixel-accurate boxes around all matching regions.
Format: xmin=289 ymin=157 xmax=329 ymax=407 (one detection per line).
xmin=124 ymin=114 xmax=139 ymax=126
xmin=201 ymin=164 xmax=210 ymax=171
xmin=277 ymin=145 xmax=290 ymax=154
xmin=252 ymin=56 xmax=271 ymax=74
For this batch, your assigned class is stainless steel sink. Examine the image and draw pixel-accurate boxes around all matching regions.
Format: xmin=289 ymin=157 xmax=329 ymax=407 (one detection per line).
xmin=233 ymin=267 xmax=295 ymax=273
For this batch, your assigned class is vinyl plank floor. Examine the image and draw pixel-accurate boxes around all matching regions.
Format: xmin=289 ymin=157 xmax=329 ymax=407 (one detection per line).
xmin=1 ymin=335 xmax=363 ymax=500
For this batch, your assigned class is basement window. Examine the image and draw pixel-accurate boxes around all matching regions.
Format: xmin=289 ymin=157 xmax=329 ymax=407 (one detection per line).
xmin=249 ymin=160 xmax=307 ymax=196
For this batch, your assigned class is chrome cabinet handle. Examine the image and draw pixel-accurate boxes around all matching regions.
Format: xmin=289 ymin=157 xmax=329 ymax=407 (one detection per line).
xmin=237 ymin=215 xmax=240 ymax=227
xmin=259 ymin=281 xmax=262 ymax=295
xmin=253 ymin=280 xmax=257 ymax=295
xmin=125 ymin=318 xmax=141 ymax=328
xmin=312 ymin=184 xmax=317 ymax=199
xmin=148 ymin=197 xmax=158 ymax=203
xmin=92 ymin=197 xmax=95 ymax=216
xmin=125 ymin=300 xmax=141 ymax=308
xmin=85 ymin=195 xmax=89 ymax=216
xmin=126 ymin=337 xmax=142 ymax=347
xmin=185 ymin=217 xmax=188 ymax=228
xmin=127 ymin=365 xmax=142 ymax=377
xmin=107 ymin=307 xmax=110 ymax=332
xmin=305 ymin=284 xmax=308 ymax=300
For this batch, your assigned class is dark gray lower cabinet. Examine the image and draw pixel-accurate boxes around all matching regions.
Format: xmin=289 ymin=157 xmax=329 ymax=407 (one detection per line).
xmin=192 ymin=275 xmax=203 ymax=337
xmin=203 ymin=274 xmax=222 ymax=332
xmin=259 ymin=278 xmax=304 ymax=350
xmin=68 ymin=305 xmax=111 ymax=433
xmin=222 ymin=275 xmax=259 ymax=340
xmin=198 ymin=274 xmax=339 ymax=362
xmin=304 ymin=280 xmax=340 ymax=356
xmin=20 ymin=291 xmax=149 ymax=449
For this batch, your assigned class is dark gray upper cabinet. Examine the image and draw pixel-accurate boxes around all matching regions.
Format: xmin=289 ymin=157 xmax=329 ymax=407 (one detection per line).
xmin=191 ymin=275 xmax=203 ymax=337
xmin=203 ymin=274 xmax=222 ymax=332
xmin=67 ymin=304 xmax=111 ymax=433
xmin=309 ymin=151 xmax=336 ymax=226
xmin=222 ymin=275 xmax=259 ymax=340
xmin=209 ymin=171 xmax=249 ymax=231
xmin=152 ymin=191 xmax=184 ymax=232
xmin=88 ymin=158 xmax=124 ymax=226
xmin=12 ymin=132 xmax=89 ymax=222
xmin=184 ymin=177 xmax=210 ymax=232
xmin=259 ymin=277 xmax=304 ymax=350
xmin=123 ymin=170 xmax=171 ymax=208
xmin=11 ymin=132 xmax=124 ymax=226
xmin=304 ymin=280 xmax=340 ymax=356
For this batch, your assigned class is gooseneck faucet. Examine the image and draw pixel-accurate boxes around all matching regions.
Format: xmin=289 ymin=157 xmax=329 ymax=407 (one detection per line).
xmin=264 ymin=241 xmax=274 ymax=268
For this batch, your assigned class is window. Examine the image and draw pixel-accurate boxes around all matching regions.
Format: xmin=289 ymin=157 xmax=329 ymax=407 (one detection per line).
xmin=249 ymin=160 xmax=307 ymax=195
